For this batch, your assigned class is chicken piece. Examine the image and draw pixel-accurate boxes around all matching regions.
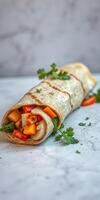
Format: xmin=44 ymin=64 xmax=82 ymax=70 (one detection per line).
xmin=32 ymin=120 xmax=46 ymax=140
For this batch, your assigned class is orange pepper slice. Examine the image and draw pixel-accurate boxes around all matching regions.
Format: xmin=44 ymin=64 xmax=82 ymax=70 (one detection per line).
xmin=8 ymin=110 xmax=21 ymax=122
xmin=81 ymin=96 xmax=96 ymax=106
xmin=43 ymin=106 xmax=57 ymax=118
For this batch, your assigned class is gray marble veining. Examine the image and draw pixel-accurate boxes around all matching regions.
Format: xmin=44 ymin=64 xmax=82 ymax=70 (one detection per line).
xmin=0 ymin=75 xmax=100 ymax=200
xmin=0 ymin=0 xmax=100 ymax=77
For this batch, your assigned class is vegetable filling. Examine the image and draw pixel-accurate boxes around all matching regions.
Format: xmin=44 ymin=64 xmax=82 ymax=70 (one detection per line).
xmin=0 ymin=105 xmax=59 ymax=141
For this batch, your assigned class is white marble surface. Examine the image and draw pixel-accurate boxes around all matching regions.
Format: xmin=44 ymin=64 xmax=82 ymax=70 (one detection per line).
xmin=0 ymin=0 xmax=100 ymax=77
xmin=0 ymin=75 xmax=100 ymax=200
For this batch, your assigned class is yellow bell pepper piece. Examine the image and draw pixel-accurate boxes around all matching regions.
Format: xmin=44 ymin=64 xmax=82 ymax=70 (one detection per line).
xmin=23 ymin=124 xmax=36 ymax=135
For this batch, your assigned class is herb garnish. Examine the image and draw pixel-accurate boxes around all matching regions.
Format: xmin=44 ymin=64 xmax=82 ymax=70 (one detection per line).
xmin=55 ymin=127 xmax=79 ymax=145
xmin=52 ymin=117 xmax=59 ymax=133
xmin=36 ymin=88 xmax=42 ymax=93
xmin=88 ymin=122 xmax=92 ymax=126
xmin=76 ymin=150 xmax=80 ymax=154
xmin=94 ymin=89 xmax=100 ymax=103
xmin=89 ymin=89 xmax=100 ymax=103
xmin=0 ymin=122 xmax=15 ymax=133
xmin=85 ymin=117 xmax=89 ymax=121
xmin=79 ymin=117 xmax=92 ymax=127
xmin=37 ymin=63 xmax=71 ymax=80
xmin=37 ymin=69 xmax=47 ymax=79
xmin=52 ymin=118 xmax=79 ymax=145
xmin=78 ymin=122 xmax=86 ymax=126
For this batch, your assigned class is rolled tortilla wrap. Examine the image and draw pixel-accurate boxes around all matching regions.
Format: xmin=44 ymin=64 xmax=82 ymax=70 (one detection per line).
xmin=61 ymin=63 xmax=97 ymax=95
xmin=1 ymin=63 xmax=96 ymax=145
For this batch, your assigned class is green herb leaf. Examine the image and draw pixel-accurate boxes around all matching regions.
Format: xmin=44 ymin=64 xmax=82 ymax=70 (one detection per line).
xmin=52 ymin=117 xmax=59 ymax=133
xmin=50 ymin=63 xmax=58 ymax=73
xmin=89 ymin=88 xmax=100 ymax=103
xmin=78 ymin=122 xmax=86 ymax=126
xmin=36 ymin=88 xmax=42 ymax=93
xmin=37 ymin=63 xmax=71 ymax=80
xmin=51 ymin=71 xmax=59 ymax=79
xmin=58 ymin=71 xmax=71 ymax=80
xmin=55 ymin=134 xmax=62 ymax=141
xmin=85 ymin=117 xmax=89 ymax=120
xmin=95 ymin=89 xmax=100 ymax=103
xmin=37 ymin=68 xmax=47 ymax=79
xmin=61 ymin=136 xmax=79 ymax=145
xmin=64 ymin=127 xmax=74 ymax=137
xmin=0 ymin=122 xmax=15 ymax=133
xmin=59 ymin=123 xmax=64 ymax=129
xmin=76 ymin=150 xmax=81 ymax=154
xmin=55 ymin=126 xmax=79 ymax=145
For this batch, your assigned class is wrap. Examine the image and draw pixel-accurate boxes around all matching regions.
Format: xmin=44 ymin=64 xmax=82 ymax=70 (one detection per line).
xmin=1 ymin=63 xmax=96 ymax=145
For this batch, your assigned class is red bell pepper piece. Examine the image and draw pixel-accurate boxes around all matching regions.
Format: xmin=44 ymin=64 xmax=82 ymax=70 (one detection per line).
xmin=21 ymin=134 xmax=29 ymax=141
xmin=36 ymin=115 xmax=43 ymax=122
xmin=12 ymin=130 xmax=29 ymax=141
xmin=22 ymin=105 xmax=36 ymax=113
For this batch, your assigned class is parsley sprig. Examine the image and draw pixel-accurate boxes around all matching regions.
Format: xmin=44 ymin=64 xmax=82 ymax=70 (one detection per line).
xmin=37 ymin=63 xmax=71 ymax=80
xmin=55 ymin=127 xmax=79 ymax=145
xmin=52 ymin=118 xmax=79 ymax=145
xmin=0 ymin=122 xmax=15 ymax=133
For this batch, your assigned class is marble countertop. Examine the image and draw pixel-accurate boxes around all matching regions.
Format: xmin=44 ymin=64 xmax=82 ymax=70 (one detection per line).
xmin=0 ymin=75 xmax=100 ymax=200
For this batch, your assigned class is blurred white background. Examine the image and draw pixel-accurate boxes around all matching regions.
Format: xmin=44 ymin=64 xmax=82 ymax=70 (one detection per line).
xmin=0 ymin=0 xmax=100 ymax=77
